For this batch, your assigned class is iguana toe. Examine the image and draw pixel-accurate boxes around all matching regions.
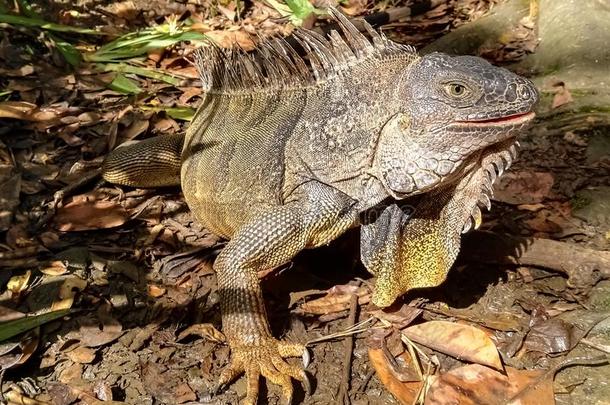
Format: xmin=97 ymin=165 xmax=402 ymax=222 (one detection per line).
xmin=221 ymin=338 xmax=308 ymax=404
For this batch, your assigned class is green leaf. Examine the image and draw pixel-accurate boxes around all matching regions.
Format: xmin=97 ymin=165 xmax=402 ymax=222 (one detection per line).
xmin=0 ymin=309 xmax=70 ymax=342
xmin=139 ymin=105 xmax=196 ymax=121
xmin=85 ymin=28 xmax=206 ymax=63
xmin=108 ymin=73 xmax=142 ymax=94
xmin=97 ymin=63 xmax=182 ymax=86
xmin=52 ymin=34 xmax=82 ymax=67
xmin=284 ymin=0 xmax=316 ymax=20
xmin=0 ymin=13 xmax=102 ymax=35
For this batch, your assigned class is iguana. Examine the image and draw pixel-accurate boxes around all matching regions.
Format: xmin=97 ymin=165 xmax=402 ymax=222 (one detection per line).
xmin=101 ymin=8 xmax=538 ymax=404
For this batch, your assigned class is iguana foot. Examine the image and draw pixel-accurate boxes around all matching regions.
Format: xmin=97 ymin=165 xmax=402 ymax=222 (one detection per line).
xmin=216 ymin=338 xmax=311 ymax=405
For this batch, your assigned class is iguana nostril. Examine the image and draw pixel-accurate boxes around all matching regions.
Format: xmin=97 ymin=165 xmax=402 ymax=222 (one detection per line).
xmin=505 ymin=83 xmax=517 ymax=102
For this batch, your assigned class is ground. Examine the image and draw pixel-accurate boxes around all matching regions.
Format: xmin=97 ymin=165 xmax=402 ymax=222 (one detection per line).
xmin=0 ymin=0 xmax=609 ymax=404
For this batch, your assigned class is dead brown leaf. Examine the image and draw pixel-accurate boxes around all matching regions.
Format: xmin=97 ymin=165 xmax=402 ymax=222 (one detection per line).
xmin=368 ymin=347 xmax=423 ymax=404
xmin=7 ymin=270 xmax=31 ymax=295
xmin=203 ymin=30 xmax=255 ymax=50
xmin=177 ymin=323 xmax=226 ymax=344
xmin=68 ymin=305 xmax=123 ymax=347
xmin=551 ymin=81 xmax=573 ymax=109
xmin=51 ymin=275 xmax=88 ymax=311
xmin=494 ymin=171 xmax=555 ymax=205
xmin=403 ymin=320 xmax=503 ymax=371
xmin=341 ymin=0 xmax=368 ymax=16
xmin=41 ymin=260 xmax=68 ymax=276
xmin=370 ymin=304 xmax=422 ymax=329
xmin=66 ymin=346 xmax=96 ymax=364
xmin=523 ymin=318 xmax=578 ymax=354
xmin=425 ymin=364 xmax=554 ymax=405
xmin=298 ymin=284 xmax=371 ymax=315
xmin=53 ymin=193 xmax=129 ymax=232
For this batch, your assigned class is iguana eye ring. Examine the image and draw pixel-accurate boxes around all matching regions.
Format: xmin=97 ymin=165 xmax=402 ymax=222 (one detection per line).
xmin=446 ymin=83 xmax=469 ymax=98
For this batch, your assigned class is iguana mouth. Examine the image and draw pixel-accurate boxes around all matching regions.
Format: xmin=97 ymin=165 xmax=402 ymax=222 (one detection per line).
xmin=455 ymin=111 xmax=535 ymax=126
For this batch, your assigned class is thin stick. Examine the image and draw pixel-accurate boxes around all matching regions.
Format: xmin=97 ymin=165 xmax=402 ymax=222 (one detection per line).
xmin=336 ymin=294 xmax=359 ymax=405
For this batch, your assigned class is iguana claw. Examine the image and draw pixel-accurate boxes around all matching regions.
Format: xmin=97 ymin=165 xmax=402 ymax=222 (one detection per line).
xmin=217 ymin=338 xmax=309 ymax=404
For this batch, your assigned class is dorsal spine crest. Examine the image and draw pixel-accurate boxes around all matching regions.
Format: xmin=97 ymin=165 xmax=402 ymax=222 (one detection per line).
xmin=195 ymin=7 xmax=418 ymax=95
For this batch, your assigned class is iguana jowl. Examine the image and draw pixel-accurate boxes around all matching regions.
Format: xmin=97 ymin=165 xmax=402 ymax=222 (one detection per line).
xmin=102 ymin=9 xmax=538 ymax=404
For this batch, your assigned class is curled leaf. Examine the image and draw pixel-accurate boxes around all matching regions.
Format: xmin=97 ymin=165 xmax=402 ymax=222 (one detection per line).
xmin=403 ymin=320 xmax=503 ymax=371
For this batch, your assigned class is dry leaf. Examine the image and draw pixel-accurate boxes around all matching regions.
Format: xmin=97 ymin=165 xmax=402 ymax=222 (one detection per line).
xmin=52 ymin=276 xmax=87 ymax=311
xmin=68 ymin=305 xmax=123 ymax=347
xmin=368 ymin=347 xmax=423 ymax=404
xmin=403 ymin=321 xmax=503 ymax=371
xmin=494 ymin=171 xmax=554 ymax=205
xmin=147 ymin=284 xmax=166 ymax=298
xmin=298 ymin=284 xmax=371 ymax=315
xmin=66 ymin=346 xmax=96 ymax=364
xmin=41 ymin=260 xmax=68 ymax=276
xmin=177 ymin=323 xmax=226 ymax=344
xmin=551 ymin=81 xmax=573 ymax=109
xmin=7 ymin=270 xmax=31 ymax=295
xmin=341 ymin=0 xmax=368 ymax=16
xmin=425 ymin=364 xmax=554 ymax=405
xmin=204 ymin=30 xmax=255 ymax=50
xmin=53 ymin=193 xmax=129 ymax=232
xmin=0 ymin=306 xmax=25 ymax=323
xmin=370 ymin=304 xmax=422 ymax=329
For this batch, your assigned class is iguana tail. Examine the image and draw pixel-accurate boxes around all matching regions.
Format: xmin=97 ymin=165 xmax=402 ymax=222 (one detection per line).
xmin=101 ymin=133 xmax=184 ymax=187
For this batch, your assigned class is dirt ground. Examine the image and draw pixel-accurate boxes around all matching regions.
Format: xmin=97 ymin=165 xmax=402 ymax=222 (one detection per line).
xmin=1 ymin=0 xmax=609 ymax=404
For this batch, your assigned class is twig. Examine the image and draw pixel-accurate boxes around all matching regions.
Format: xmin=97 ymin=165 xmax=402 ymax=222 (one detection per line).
xmin=581 ymin=338 xmax=610 ymax=355
xmin=306 ymin=317 xmax=382 ymax=345
xmin=336 ymin=294 xmax=359 ymax=405
xmin=462 ymin=232 xmax=610 ymax=283
xmin=504 ymin=355 xmax=610 ymax=405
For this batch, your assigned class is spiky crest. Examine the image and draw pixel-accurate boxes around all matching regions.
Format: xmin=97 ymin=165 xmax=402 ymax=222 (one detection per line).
xmin=195 ymin=8 xmax=417 ymax=94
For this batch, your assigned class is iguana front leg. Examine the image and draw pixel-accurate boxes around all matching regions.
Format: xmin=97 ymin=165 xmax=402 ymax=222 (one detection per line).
xmin=214 ymin=181 xmax=358 ymax=405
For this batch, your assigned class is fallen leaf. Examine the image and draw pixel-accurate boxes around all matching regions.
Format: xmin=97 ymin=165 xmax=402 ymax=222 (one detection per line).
xmin=523 ymin=318 xmax=577 ymax=354
xmin=41 ymin=260 xmax=68 ymax=276
xmin=341 ymin=0 xmax=368 ymax=16
xmin=147 ymin=284 xmax=166 ymax=298
xmin=494 ymin=171 xmax=554 ymax=205
xmin=177 ymin=323 xmax=226 ymax=344
xmin=7 ymin=270 xmax=31 ymax=295
xmin=51 ymin=275 xmax=88 ymax=311
xmin=551 ymin=81 xmax=573 ymax=109
xmin=66 ymin=346 xmax=96 ymax=364
xmin=0 ymin=329 xmax=39 ymax=371
xmin=174 ymin=383 xmax=197 ymax=404
xmin=370 ymin=304 xmax=422 ymax=329
xmin=368 ymin=347 xmax=423 ymax=404
xmin=402 ymin=321 xmax=503 ymax=371
xmin=203 ymin=30 xmax=255 ymax=50
xmin=0 ymin=306 xmax=25 ymax=323
xmin=425 ymin=364 xmax=554 ymax=405
xmin=297 ymin=284 xmax=371 ymax=315
xmin=53 ymin=193 xmax=129 ymax=231
xmin=68 ymin=305 xmax=123 ymax=347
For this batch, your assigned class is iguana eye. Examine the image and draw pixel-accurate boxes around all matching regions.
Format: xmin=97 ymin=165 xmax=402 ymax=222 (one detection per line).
xmin=446 ymin=83 xmax=469 ymax=98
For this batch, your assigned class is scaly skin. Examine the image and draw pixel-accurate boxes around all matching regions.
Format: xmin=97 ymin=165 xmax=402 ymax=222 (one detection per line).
xmin=101 ymin=8 xmax=538 ymax=404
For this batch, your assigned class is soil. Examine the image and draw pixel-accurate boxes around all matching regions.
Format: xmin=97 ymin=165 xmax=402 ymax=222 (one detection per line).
xmin=0 ymin=1 xmax=608 ymax=404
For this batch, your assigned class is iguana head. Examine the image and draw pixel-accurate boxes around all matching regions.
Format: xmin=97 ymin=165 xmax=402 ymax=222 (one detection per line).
xmin=374 ymin=52 xmax=538 ymax=198
xmin=366 ymin=53 xmax=538 ymax=307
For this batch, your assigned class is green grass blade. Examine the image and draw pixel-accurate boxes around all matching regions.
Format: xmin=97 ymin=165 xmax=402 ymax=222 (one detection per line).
xmin=96 ymin=63 xmax=183 ymax=86
xmin=51 ymin=34 xmax=82 ymax=66
xmin=0 ymin=13 xmax=102 ymax=35
xmin=0 ymin=309 xmax=71 ymax=342
xmin=85 ymin=30 xmax=206 ymax=62
xmin=139 ymin=105 xmax=196 ymax=121
xmin=108 ymin=73 xmax=143 ymax=94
